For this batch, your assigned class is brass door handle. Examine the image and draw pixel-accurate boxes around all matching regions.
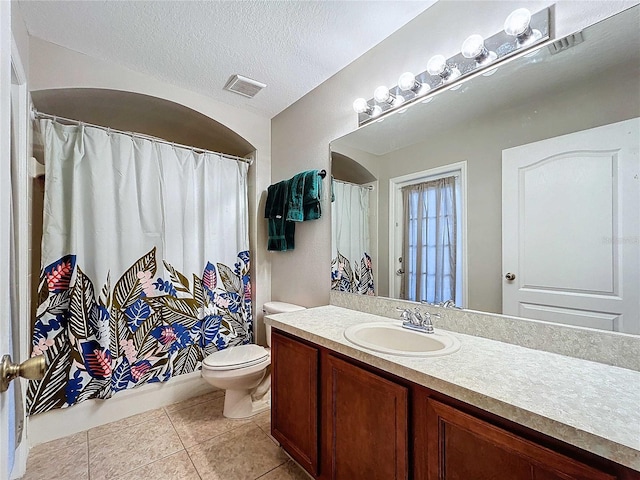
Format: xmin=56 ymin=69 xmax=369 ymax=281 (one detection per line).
xmin=0 ymin=355 xmax=46 ymax=393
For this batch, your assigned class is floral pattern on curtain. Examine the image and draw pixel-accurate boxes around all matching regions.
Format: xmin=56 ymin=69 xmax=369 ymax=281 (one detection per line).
xmin=331 ymin=252 xmax=374 ymax=295
xmin=28 ymin=249 xmax=252 ymax=415
xmin=330 ymin=181 xmax=375 ymax=295
xmin=27 ymin=119 xmax=252 ymax=415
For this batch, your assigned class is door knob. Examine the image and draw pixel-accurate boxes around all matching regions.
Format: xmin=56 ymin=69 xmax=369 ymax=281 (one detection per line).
xmin=0 ymin=354 xmax=46 ymax=393
xmin=505 ymin=272 xmax=516 ymax=281
xmin=396 ymin=268 xmax=405 ymax=275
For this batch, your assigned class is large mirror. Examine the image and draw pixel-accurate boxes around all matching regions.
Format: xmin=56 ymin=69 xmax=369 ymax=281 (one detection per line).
xmin=330 ymin=6 xmax=639 ymax=334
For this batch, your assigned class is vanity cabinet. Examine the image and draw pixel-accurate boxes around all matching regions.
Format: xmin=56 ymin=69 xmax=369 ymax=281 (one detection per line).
xmin=322 ymin=354 xmax=408 ymax=479
xmin=271 ymin=330 xmax=319 ymax=475
xmin=270 ymin=330 xmax=633 ymax=480
xmin=425 ymin=399 xmax=616 ymax=480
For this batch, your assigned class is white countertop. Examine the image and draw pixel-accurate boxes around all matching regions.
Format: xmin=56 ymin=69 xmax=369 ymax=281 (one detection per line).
xmin=265 ymin=305 xmax=640 ymax=471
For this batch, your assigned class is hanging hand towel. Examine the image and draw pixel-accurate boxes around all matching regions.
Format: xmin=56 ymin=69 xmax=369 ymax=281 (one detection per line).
xmin=286 ymin=169 xmax=322 ymax=222
xmin=265 ymin=180 xmax=295 ymax=251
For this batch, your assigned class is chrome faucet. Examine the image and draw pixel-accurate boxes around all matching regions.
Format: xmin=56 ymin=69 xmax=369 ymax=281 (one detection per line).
xmin=420 ymin=299 xmax=461 ymax=309
xmin=396 ymin=307 xmax=436 ymax=334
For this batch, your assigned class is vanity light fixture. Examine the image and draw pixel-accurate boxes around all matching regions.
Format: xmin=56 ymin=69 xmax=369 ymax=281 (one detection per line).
xmin=352 ymin=6 xmax=551 ymax=125
xmin=504 ymin=8 xmax=542 ymax=46
xmin=461 ymin=34 xmax=497 ymax=66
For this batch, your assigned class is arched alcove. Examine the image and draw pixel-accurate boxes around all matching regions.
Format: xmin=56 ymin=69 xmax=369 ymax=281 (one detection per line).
xmin=331 ymin=151 xmax=376 ymax=184
xmin=31 ymin=88 xmax=255 ymax=158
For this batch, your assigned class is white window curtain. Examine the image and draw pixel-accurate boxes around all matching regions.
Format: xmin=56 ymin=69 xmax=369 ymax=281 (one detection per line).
xmin=28 ymin=119 xmax=252 ymax=415
xmin=331 ymin=181 xmax=374 ymax=295
xmin=400 ymin=176 xmax=457 ymax=303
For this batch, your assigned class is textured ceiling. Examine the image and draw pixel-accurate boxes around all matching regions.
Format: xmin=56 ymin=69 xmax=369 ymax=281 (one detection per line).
xmin=18 ymin=0 xmax=436 ymax=119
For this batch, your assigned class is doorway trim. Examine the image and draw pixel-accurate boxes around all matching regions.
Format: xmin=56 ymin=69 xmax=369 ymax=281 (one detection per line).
xmin=388 ymin=161 xmax=468 ymax=306
xmin=8 ymin=33 xmax=31 ymax=480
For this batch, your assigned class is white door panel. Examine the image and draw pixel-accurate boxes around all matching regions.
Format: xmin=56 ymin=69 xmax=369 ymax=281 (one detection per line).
xmin=503 ymin=118 xmax=639 ymax=334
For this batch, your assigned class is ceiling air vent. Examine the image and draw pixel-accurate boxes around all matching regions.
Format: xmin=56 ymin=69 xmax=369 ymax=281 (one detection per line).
xmin=224 ymin=74 xmax=266 ymax=98
xmin=548 ymin=32 xmax=584 ymax=55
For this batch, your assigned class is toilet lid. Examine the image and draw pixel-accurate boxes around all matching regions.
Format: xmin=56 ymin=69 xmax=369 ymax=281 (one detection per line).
xmin=203 ymin=344 xmax=269 ymax=370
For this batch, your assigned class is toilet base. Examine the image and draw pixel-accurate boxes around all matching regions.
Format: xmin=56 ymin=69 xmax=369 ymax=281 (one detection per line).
xmin=223 ymin=388 xmax=270 ymax=419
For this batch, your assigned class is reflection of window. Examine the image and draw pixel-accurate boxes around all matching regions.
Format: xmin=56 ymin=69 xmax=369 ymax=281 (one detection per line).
xmin=401 ymin=175 xmax=461 ymax=304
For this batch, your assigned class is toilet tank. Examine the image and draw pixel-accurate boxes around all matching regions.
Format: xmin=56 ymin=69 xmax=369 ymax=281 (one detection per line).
xmin=263 ymin=301 xmax=306 ymax=347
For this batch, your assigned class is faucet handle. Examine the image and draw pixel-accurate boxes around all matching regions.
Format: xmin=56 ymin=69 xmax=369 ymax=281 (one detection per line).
xmin=396 ymin=307 xmax=411 ymax=321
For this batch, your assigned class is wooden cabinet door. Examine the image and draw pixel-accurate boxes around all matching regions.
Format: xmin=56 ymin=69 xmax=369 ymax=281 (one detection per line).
xmin=271 ymin=331 xmax=319 ymax=476
xmin=323 ymin=354 xmax=408 ymax=480
xmin=426 ymin=399 xmax=617 ymax=480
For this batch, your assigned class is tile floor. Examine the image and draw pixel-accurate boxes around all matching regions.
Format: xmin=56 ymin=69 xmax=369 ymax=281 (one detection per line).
xmin=22 ymin=391 xmax=311 ymax=480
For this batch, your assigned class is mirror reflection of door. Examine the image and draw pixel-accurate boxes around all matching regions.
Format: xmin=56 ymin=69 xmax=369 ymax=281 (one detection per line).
xmin=502 ymin=118 xmax=640 ymax=334
xmin=390 ymin=162 xmax=467 ymax=306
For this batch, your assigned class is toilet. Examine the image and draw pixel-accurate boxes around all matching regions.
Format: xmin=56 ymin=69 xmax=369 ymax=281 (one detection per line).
xmin=201 ymin=301 xmax=305 ymax=419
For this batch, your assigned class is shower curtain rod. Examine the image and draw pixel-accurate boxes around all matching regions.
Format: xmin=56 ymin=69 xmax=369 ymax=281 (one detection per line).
xmin=31 ymin=109 xmax=254 ymax=166
xmin=333 ymin=178 xmax=374 ymax=190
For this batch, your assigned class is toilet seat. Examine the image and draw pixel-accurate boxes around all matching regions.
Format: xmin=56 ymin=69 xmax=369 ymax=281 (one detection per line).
xmin=203 ymin=344 xmax=269 ymax=371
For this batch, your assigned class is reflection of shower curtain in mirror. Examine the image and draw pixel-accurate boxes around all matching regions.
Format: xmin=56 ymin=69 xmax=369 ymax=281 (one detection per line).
xmin=27 ymin=119 xmax=252 ymax=415
xmin=331 ymin=181 xmax=374 ymax=295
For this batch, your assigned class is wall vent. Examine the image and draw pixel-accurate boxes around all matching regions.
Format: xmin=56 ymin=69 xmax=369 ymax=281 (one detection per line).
xmin=548 ymin=32 xmax=584 ymax=55
xmin=224 ymin=74 xmax=266 ymax=98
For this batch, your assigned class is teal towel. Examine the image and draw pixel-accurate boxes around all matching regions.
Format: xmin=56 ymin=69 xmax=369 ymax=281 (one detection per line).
xmin=287 ymin=169 xmax=322 ymax=222
xmin=265 ymin=180 xmax=295 ymax=251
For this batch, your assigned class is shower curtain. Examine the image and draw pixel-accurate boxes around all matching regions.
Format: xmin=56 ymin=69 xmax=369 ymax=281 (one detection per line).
xmin=331 ymin=181 xmax=374 ymax=295
xmin=27 ymin=120 xmax=252 ymax=415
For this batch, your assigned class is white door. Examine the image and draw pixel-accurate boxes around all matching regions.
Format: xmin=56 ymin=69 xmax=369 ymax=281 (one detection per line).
xmin=503 ymin=118 xmax=640 ymax=334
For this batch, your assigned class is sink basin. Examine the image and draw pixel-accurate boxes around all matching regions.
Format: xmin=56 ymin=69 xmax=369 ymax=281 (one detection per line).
xmin=343 ymin=322 xmax=461 ymax=357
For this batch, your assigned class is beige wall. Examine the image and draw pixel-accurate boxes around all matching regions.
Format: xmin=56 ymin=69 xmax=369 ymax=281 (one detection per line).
xmin=28 ymin=38 xmax=273 ymax=343
xmin=11 ymin=1 xmax=29 ymax=80
xmin=271 ymin=0 xmax=638 ymax=308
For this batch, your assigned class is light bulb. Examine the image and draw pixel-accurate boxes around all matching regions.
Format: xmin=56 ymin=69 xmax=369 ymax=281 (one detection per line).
xmin=504 ymin=8 xmax=532 ymax=36
xmin=371 ymin=105 xmax=382 ymax=117
xmin=427 ymin=55 xmax=447 ymax=76
xmin=374 ymin=85 xmax=391 ymax=103
xmin=504 ymin=8 xmax=542 ymax=46
xmin=353 ymin=98 xmax=369 ymax=114
xmin=461 ymin=34 xmax=484 ymax=58
xmin=398 ymin=72 xmax=417 ymax=91
xmin=427 ymin=54 xmax=460 ymax=83
xmin=461 ymin=34 xmax=497 ymax=66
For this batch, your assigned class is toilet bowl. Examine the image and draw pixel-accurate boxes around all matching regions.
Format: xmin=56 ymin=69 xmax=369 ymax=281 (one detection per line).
xmin=201 ymin=301 xmax=305 ymax=419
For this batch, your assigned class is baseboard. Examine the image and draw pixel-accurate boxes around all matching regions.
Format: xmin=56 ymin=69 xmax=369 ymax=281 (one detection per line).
xmin=27 ymin=371 xmax=217 ymax=447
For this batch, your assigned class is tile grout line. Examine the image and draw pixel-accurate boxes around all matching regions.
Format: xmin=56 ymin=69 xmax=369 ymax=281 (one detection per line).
xmin=253 ymin=457 xmax=289 ymax=480
xmin=88 ymin=410 xmax=166 ymax=442
xmin=162 ymin=406 xmax=205 ymax=480
xmin=109 ymin=450 xmax=193 ymax=480
xmin=164 ymin=391 xmax=225 ymax=415
xmin=89 ymin=412 xmax=184 ymax=480
xmin=164 ymin=406 xmax=188 ymax=451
